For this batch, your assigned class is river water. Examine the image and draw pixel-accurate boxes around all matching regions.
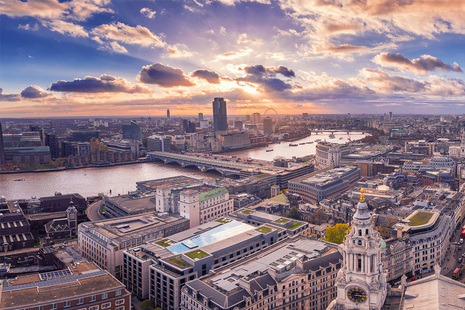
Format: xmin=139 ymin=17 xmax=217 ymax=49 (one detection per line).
xmin=0 ymin=131 xmax=366 ymax=200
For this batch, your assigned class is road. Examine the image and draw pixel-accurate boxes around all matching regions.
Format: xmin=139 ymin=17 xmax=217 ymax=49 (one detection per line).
xmin=442 ymin=217 xmax=465 ymax=282
xmin=86 ymin=200 xmax=106 ymax=222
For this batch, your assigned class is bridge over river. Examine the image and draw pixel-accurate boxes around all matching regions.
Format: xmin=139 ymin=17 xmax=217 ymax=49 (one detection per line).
xmin=147 ymin=152 xmax=282 ymax=178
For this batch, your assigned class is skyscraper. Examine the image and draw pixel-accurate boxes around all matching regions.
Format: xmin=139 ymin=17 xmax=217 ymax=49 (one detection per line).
xmin=263 ymin=117 xmax=273 ymax=135
xmin=198 ymin=112 xmax=204 ymax=121
xmin=167 ymin=109 xmax=170 ymax=119
xmin=0 ymin=122 xmax=5 ymax=165
xmin=212 ymin=97 xmax=228 ymax=131
xmin=122 ymin=120 xmax=142 ymax=141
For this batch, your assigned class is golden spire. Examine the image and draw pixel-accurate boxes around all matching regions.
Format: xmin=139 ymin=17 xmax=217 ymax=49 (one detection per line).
xmin=360 ymin=188 xmax=365 ymax=202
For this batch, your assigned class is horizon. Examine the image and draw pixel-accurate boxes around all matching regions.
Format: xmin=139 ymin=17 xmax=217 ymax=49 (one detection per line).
xmin=2 ymin=1 xmax=465 ymax=117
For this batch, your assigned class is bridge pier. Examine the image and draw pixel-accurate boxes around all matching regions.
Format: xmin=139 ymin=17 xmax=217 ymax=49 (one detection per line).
xmin=181 ymin=162 xmax=185 ymax=167
xmin=201 ymin=166 xmax=206 ymax=172
xmin=164 ymin=159 xmax=167 ymax=164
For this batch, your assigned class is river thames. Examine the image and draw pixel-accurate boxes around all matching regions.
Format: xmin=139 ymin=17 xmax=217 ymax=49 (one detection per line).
xmin=0 ymin=131 xmax=366 ymax=200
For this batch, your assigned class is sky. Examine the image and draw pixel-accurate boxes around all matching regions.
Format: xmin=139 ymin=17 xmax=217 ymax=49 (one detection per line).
xmin=1 ymin=0 xmax=465 ymax=117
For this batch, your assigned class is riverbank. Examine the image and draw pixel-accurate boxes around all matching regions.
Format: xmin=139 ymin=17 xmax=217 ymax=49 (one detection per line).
xmin=0 ymin=160 xmax=148 ymax=175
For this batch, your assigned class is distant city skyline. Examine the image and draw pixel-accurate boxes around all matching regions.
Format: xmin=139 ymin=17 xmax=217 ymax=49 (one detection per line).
xmin=1 ymin=0 xmax=465 ymax=117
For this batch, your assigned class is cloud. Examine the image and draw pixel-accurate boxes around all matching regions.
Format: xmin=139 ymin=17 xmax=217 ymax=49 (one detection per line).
xmin=21 ymin=85 xmax=51 ymax=98
xmin=91 ymin=22 xmax=165 ymax=48
xmin=0 ymin=88 xmax=21 ymax=101
xmin=167 ymin=44 xmax=193 ymax=58
xmin=275 ymin=0 xmax=465 ymax=56
xmin=140 ymin=7 xmax=156 ymax=19
xmin=18 ymin=23 xmax=39 ymax=31
xmin=321 ymin=44 xmax=366 ymax=54
xmin=374 ymin=52 xmax=463 ymax=74
xmin=361 ymin=69 xmax=427 ymax=93
xmin=137 ymin=63 xmax=195 ymax=87
xmin=216 ymin=48 xmax=252 ymax=60
xmin=239 ymin=64 xmax=295 ymax=92
xmin=97 ymin=41 xmax=128 ymax=54
xmin=41 ymin=20 xmax=88 ymax=37
xmin=0 ymin=0 xmax=112 ymax=21
xmin=49 ymin=75 xmax=151 ymax=93
xmin=192 ymin=69 xmax=220 ymax=84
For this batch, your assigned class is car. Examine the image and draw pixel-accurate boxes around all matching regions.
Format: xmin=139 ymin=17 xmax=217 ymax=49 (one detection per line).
xmin=460 ymin=238 xmax=464 ymax=244
xmin=131 ymin=304 xmax=135 ymax=310
xmin=459 ymin=257 xmax=463 ymax=264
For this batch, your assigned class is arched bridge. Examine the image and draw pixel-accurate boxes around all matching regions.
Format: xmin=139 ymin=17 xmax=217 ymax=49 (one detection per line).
xmin=148 ymin=152 xmax=272 ymax=177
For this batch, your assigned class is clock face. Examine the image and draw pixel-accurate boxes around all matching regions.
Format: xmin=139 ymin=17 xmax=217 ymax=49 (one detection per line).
xmin=347 ymin=287 xmax=367 ymax=303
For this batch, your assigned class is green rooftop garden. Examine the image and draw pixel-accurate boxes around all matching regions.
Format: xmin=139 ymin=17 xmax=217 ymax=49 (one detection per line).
xmin=269 ymin=193 xmax=290 ymax=204
xmin=255 ymin=226 xmax=272 ymax=233
xmin=169 ymin=257 xmax=187 ymax=267
xmin=274 ymin=217 xmax=290 ymax=224
xmin=185 ymin=250 xmax=208 ymax=260
xmin=241 ymin=209 xmax=254 ymax=215
xmin=289 ymin=222 xmax=303 ymax=230
xmin=216 ymin=218 xmax=231 ymax=224
xmin=409 ymin=211 xmax=434 ymax=226
xmin=156 ymin=239 xmax=176 ymax=247
xmin=256 ymin=173 xmax=271 ymax=179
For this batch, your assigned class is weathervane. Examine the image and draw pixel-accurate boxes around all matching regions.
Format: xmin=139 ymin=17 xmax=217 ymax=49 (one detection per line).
xmin=360 ymin=188 xmax=365 ymax=202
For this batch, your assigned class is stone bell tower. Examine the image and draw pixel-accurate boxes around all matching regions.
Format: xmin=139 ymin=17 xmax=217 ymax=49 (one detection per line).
xmin=333 ymin=189 xmax=387 ymax=310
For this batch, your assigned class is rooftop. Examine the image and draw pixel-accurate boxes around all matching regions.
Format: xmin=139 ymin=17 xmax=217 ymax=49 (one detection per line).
xmin=0 ymin=262 xmax=126 ymax=310
xmin=79 ymin=212 xmax=188 ymax=243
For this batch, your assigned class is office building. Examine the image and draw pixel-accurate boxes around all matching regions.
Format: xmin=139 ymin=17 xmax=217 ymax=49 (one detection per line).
xmin=45 ymin=133 xmax=60 ymax=159
xmin=392 ymin=210 xmax=452 ymax=275
xmin=122 ymin=120 xmax=142 ymax=141
xmin=181 ymin=236 xmax=342 ymax=310
xmin=252 ymin=112 xmax=261 ymax=124
xmin=0 ymin=261 xmax=131 ymax=310
xmin=78 ymin=213 xmax=189 ymax=277
xmin=263 ymin=116 xmax=273 ymax=135
xmin=198 ymin=112 xmax=204 ymax=121
xmin=102 ymin=193 xmax=158 ymax=218
xmin=167 ymin=109 xmax=170 ymax=119
xmin=212 ymin=97 xmax=228 ymax=131
xmin=288 ymin=166 xmax=360 ymax=203
xmin=136 ymin=176 xmax=202 ymax=194
xmin=0 ymin=201 xmax=34 ymax=253
xmin=123 ymin=219 xmax=292 ymax=309
xmin=68 ymin=130 xmax=100 ymax=142
xmin=315 ymin=142 xmax=353 ymax=169
xmin=147 ymin=134 xmax=171 ymax=152
xmin=0 ymin=122 xmax=5 ymax=165
xmin=179 ymin=186 xmax=234 ymax=227
xmin=4 ymin=146 xmax=51 ymax=165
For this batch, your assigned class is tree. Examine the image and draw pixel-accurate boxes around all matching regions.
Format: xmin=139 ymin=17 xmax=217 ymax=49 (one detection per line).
xmin=140 ymin=299 xmax=154 ymax=310
xmin=323 ymin=223 xmax=350 ymax=244
xmin=288 ymin=207 xmax=301 ymax=220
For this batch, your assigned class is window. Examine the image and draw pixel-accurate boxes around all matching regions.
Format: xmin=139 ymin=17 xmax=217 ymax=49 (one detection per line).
xmin=102 ymin=293 xmax=108 ymax=299
xmin=101 ymin=302 xmax=111 ymax=309
xmin=89 ymin=306 xmax=99 ymax=310
xmin=116 ymin=299 xmax=125 ymax=305
xmin=116 ymin=307 xmax=125 ymax=310
xmin=115 ymin=289 xmax=122 ymax=296
xmin=64 ymin=301 xmax=71 ymax=308
xmin=78 ymin=298 xmax=84 ymax=305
